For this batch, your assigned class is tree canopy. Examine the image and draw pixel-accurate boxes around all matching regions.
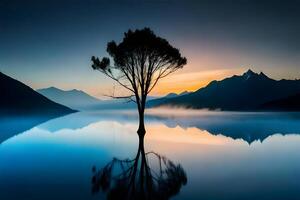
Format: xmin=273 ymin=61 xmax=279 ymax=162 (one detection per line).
xmin=91 ymin=28 xmax=186 ymax=105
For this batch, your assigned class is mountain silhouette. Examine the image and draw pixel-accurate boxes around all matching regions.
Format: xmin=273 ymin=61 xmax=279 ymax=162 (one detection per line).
xmin=148 ymin=69 xmax=300 ymax=111
xmin=37 ymin=87 xmax=136 ymax=110
xmin=147 ymin=91 xmax=190 ymax=107
xmin=0 ymin=72 xmax=75 ymax=116
xmin=164 ymin=92 xmax=178 ymax=98
xmin=37 ymin=87 xmax=102 ymax=110
xmin=163 ymin=91 xmax=190 ymax=99
xmin=38 ymin=87 xmax=159 ymax=110
xmin=261 ymin=93 xmax=300 ymax=111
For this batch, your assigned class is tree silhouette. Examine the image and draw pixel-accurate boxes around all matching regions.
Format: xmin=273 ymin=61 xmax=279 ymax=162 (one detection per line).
xmin=91 ymin=135 xmax=187 ymax=200
xmin=91 ymin=28 xmax=187 ymax=135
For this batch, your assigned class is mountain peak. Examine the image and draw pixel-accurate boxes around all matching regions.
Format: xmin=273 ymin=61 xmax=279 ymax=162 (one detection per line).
xmin=246 ymin=69 xmax=255 ymax=74
xmin=48 ymin=86 xmax=60 ymax=90
xmin=259 ymin=72 xmax=269 ymax=78
xmin=40 ymin=86 xmax=62 ymax=92
xmin=243 ymin=69 xmax=257 ymax=79
xmin=165 ymin=93 xmax=178 ymax=98
xmin=242 ymin=69 xmax=271 ymax=80
xmin=179 ymin=91 xmax=190 ymax=96
xmin=243 ymin=69 xmax=256 ymax=80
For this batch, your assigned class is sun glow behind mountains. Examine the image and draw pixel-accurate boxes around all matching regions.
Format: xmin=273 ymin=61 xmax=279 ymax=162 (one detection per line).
xmin=151 ymin=68 xmax=245 ymax=95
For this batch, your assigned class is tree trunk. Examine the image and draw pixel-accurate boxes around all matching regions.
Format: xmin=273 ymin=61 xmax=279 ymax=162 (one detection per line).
xmin=137 ymin=109 xmax=146 ymax=135
xmin=138 ymin=133 xmax=145 ymax=153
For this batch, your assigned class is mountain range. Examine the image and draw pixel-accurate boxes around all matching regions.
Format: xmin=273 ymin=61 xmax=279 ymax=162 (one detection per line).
xmin=37 ymin=87 xmax=139 ymax=110
xmin=3 ymin=69 xmax=299 ymax=114
xmin=37 ymin=87 xmax=159 ymax=110
xmin=0 ymin=72 xmax=75 ymax=116
xmin=148 ymin=69 xmax=300 ymax=111
xmin=37 ymin=87 xmax=102 ymax=110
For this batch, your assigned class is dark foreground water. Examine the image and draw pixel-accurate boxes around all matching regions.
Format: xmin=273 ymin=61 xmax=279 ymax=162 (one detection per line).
xmin=1 ymin=109 xmax=300 ymax=200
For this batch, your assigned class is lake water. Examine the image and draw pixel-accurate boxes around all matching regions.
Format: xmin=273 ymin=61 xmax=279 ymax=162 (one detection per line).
xmin=1 ymin=109 xmax=300 ymax=200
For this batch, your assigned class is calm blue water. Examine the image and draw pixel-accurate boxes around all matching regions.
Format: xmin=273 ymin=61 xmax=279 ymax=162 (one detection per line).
xmin=1 ymin=110 xmax=300 ymax=200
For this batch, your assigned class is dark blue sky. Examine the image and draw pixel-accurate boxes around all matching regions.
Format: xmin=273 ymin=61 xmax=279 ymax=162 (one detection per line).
xmin=1 ymin=0 xmax=299 ymax=96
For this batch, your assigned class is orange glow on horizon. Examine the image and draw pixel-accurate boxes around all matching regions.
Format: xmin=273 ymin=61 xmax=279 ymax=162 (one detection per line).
xmin=31 ymin=68 xmax=246 ymax=99
xmin=150 ymin=68 xmax=244 ymax=96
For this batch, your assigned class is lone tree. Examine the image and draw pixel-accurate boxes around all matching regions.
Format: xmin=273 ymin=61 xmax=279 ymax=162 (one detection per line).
xmin=91 ymin=28 xmax=187 ymax=135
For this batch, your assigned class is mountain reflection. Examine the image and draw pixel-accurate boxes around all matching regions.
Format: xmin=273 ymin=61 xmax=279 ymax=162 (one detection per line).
xmin=0 ymin=114 xmax=64 ymax=144
xmin=2 ymin=111 xmax=300 ymax=145
xmin=146 ymin=111 xmax=300 ymax=144
xmin=91 ymin=135 xmax=187 ymax=200
xmin=39 ymin=111 xmax=300 ymax=145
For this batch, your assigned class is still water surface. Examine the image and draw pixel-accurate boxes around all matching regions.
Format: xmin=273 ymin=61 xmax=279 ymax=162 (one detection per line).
xmin=1 ymin=110 xmax=300 ymax=200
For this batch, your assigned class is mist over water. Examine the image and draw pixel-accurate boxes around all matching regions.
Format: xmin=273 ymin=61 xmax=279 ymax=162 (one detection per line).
xmin=145 ymin=107 xmax=270 ymax=117
xmin=1 ymin=110 xmax=300 ymax=199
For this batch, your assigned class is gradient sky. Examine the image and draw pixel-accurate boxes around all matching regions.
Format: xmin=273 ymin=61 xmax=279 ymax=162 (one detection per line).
xmin=1 ymin=0 xmax=299 ymax=97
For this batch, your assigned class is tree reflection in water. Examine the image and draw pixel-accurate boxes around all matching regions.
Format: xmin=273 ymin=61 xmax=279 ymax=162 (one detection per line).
xmin=91 ymin=135 xmax=187 ymax=200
